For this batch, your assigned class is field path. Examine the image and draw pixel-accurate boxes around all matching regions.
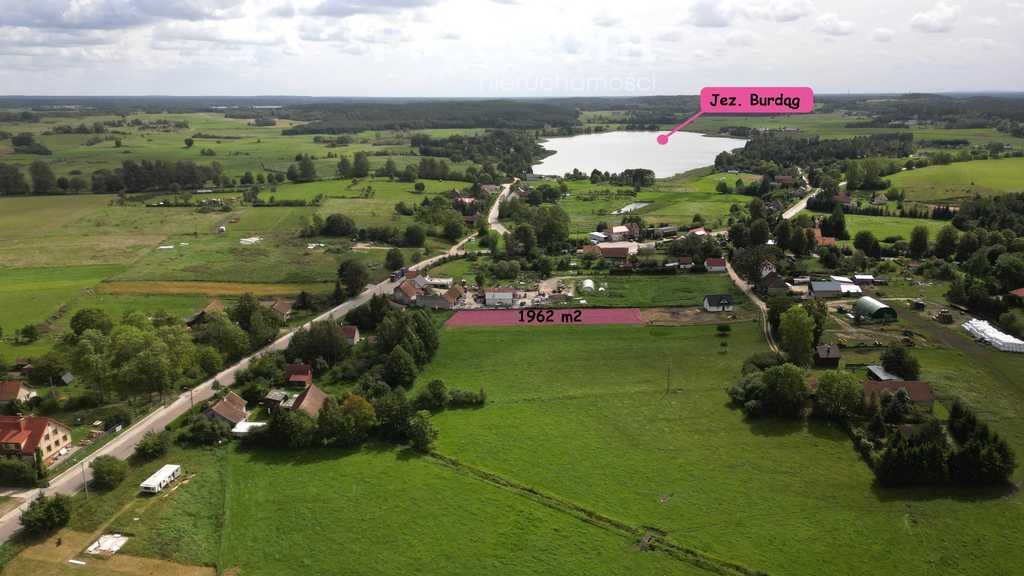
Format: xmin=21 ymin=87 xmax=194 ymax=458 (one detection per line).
xmin=0 ymin=233 xmax=477 ymax=544
xmin=487 ymin=180 xmax=514 ymax=235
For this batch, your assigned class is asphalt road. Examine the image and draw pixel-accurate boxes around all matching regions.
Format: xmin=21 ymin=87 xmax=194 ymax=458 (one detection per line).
xmin=0 ymin=234 xmax=475 ymax=543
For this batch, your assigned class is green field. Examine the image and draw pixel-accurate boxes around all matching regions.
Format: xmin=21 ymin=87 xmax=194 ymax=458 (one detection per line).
xmin=573 ymin=273 xmax=743 ymax=308
xmin=803 ymin=212 xmax=948 ymax=244
xmin=887 ymin=157 xmax=1024 ymax=203
xmin=559 ymin=170 xmax=759 ymax=234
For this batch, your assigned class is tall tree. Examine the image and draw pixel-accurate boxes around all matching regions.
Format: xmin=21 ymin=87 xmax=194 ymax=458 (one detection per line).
xmin=29 ymin=161 xmax=56 ymax=195
xmin=910 ymin=226 xmax=930 ymax=259
xmin=779 ymin=305 xmax=815 ymax=366
xmin=338 ymin=259 xmax=370 ymax=297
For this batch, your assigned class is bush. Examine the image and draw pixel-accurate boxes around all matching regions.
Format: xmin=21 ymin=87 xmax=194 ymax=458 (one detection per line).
xmin=741 ymin=351 xmax=785 ymax=375
xmin=134 ymin=431 xmax=171 ymax=460
xmin=90 ymin=456 xmax=128 ymax=490
xmin=414 ymin=379 xmax=449 ymax=411
xmin=407 ymin=410 xmax=438 ymax=453
xmin=447 ymin=388 xmax=486 ymax=408
xmin=880 ymin=344 xmax=921 ymax=380
xmin=20 ymin=494 xmax=71 ymax=536
xmin=179 ymin=417 xmax=231 ymax=446
xmin=0 ymin=459 xmax=37 ymax=487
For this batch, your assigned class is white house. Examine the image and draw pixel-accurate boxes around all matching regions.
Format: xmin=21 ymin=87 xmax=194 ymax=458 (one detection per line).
xmin=484 ymin=288 xmax=516 ymax=307
xmin=703 ymin=294 xmax=734 ymax=312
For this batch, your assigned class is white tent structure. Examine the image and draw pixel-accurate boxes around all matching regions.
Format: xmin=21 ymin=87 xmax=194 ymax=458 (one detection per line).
xmin=581 ymin=279 xmax=595 ymax=293
xmin=962 ymin=319 xmax=1024 ymax=353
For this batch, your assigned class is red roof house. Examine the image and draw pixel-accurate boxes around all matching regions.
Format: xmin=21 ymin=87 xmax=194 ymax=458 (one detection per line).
xmin=0 ymin=381 xmax=35 ymax=403
xmin=285 ymin=363 xmax=313 ymax=387
xmin=341 ymin=325 xmax=361 ymax=345
xmin=291 ymin=383 xmax=328 ymax=418
xmin=0 ymin=416 xmax=73 ymax=466
xmin=205 ymin=391 xmax=248 ymax=426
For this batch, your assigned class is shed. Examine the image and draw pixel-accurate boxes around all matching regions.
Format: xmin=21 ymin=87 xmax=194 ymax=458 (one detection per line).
xmin=866 ymin=365 xmax=901 ymax=381
xmin=140 ymin=464 xmax=182 ymax=494
xmin=854 ymin=297 xmax=897 ymax=323
xmin=814 ymin=344 xmax=841 ymax=368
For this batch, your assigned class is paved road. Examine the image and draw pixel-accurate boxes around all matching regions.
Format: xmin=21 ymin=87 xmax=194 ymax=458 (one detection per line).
xmin=0 ymin=234 xmax=475 ymax=543
xmin=487 ymin=181 xmax=513 ymax=235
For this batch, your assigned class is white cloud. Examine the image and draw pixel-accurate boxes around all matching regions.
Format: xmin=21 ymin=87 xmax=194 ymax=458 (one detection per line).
xmin=814 ymin=13 xmax=854 ymax=36
xmin=312 ymin=0 xmax=437 ymax=19
xmin=873 ymin=27 xmax=894 ymax=42
xmin=687 ymin=0 xmax=735 ymax=27
xmin=593 ymin=14 xmax=621 ymax=27
xmin=910 ymin=2 xmax=961 ymax=33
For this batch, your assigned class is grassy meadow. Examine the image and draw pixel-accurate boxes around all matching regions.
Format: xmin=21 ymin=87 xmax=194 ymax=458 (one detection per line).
xmin=887 ymin=157 xmax=1024 ymax=204
xmin=559 ymin=170 xmax=759 ymax=235
xmin=573 ymin=273 xmax=742 ymax=308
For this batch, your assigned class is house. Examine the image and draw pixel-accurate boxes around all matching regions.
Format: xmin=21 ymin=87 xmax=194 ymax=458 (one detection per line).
xmin=759 ymin=260 xmax=777 ymax=279
xmin=204 ymin=391 xmax=248 ymax=427
xmin=444 ymin=285 xmax=465 ymax=307
xmin=625 ymin=222 xmax=642 ymax=239
xmin=0 ymin=381 xmax=36 ymax=404
xmin=678 ymin=256 xmax=694 ymax=270
xmin=484 ymin=288 xmax=516 ymax=307
xmin=704 ymin=258 xmax=727 ymax=272
xmin=1008 ymin=287 xmax=1024 ymax=301
xmin=863 ymin=380 xmax=935 ymax=412
xmin=262 ymin=299 xmax=293 ymax=322
xmin=599 ymin=246 xmax=631 ymax=267
xmin=290 ymin=383 xmax=328 ymax=418
xmin=341 ymin=325 xmax=361 ymax=346
xmin=13 ymin=358 xmax=31 ymax=371
xmin=814 ymin=344 xmax=841 ymax=368
xmin=588 ymin=231 xmax=608 ymax=244
xmin=0 ymin=415 xmax=72 ymax=468
xmin=608 ymin=225 xmax=631 ymax=241
xmin=871 ymin=193 xmax=888 ymax=206
xmin=581 ymin=244 xmax=602 ymax=257
xmin=866 ymin=365 xmax=901 ymax=381
xmin=688 ymin=226 xmax=709 ymax=237
xmin=185 ymin=299 xmax=225 ymax=328
xmin=262 ymin=389 xmax=289 ymax=409
xmin=285 ymin=363 xmax=313 ymax=387
xmin=854 ymin=296 xmax=897 ymax=323
xmin=703 ymin=294 xmax=734 ymax=312
xmin=392 ymin=279 xmax=420 ymax=305
xmin=759 ymin=272 xmax=790 ymax=297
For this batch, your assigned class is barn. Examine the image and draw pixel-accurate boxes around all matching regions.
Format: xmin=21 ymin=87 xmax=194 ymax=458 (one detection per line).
xmin=854 ymin=297 xmax=897 ymax=323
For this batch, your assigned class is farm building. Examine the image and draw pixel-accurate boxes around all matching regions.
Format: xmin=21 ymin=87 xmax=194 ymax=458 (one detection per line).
xmin=484 ymin=288 xmax=516 ymax=307
xmin=853 ymin=274 xmax=875 ymax=285
xmin=814 ymin=344 xmax=841 ymax=368
xmin=0 ymin=381 xmax=36 ymax=404
xmin=608 ymin=225 xmax=632 ymax=241
xmin=588 ymin=231 xmax=608 ymax=244
xmin=854 ymin=297 xmax=898 ymax=323
xmin=0 ymin=415 xmax=72 ymax=468
xmin=863 ymin=380 xmax=935 ymax=412
xmin=262 ymin=389 xmax=289 ymax=409
xmin=392 ymin=279 xmax=420 ymax=305
xmin=598 ymin=245 xmax=631 ymax=267
xmin=204 ymin=392 xmax=248 ymax=427
xmin=703 ymin=294 xmax=734 ymax=312
xmin=140 ymin=464 xmax=181 ymax=494
xmin=704 ymin=258 xmax=727 ymax=272
xmin=811 ymin=281 xmax=861 ymax=298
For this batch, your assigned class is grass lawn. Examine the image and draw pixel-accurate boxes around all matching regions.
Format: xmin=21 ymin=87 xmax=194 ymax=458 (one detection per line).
xmin=803 ymin=212 xmax=948 ymax=243
xmin=887 ymin=157 xmax=1024 ymax=204
xmin=414 ymin=323 xmax=1024 ymax=576
xmin=573 ymin=273 xmax=744 ymax=308
xmin=559 ymin=171 xmax=758 ymax=235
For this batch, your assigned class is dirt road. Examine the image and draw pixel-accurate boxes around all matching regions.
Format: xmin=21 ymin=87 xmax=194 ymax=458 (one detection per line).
xmin=487 ymin=181 xmax=514 ymax=235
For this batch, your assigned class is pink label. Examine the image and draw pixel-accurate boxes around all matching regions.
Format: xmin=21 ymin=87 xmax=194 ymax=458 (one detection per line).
xmin=699 ymin=87 xmax=814 ymax=114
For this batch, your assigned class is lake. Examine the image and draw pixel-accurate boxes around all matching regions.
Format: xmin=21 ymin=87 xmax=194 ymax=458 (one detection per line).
xmin=533 ymin=131 xmax=747 ymax=179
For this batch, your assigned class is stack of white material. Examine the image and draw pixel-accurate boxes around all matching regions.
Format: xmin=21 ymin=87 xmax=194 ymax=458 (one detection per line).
xmin=962 ymin=319 xmax=1024 ymax=352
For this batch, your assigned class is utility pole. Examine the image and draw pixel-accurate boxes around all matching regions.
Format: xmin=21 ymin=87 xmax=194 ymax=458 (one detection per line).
xmin=80 ymin=461 xmax=89 ymax=498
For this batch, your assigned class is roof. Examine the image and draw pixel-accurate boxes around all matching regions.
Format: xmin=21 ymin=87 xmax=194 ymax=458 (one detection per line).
xmin=0 ymin=381 xmax=30 ymax=402
xmin=206 ymin=392 xmax=248 ymax=425
xmin=485 ymin=287 xmax=516 ymax=294
xmin=0 ymin=416 xmax=71 ymax=456
xmin=813 ymin=228 xmax=837 ymax=247
xmin=863 ymin=380 xmax=935 ymax=403
xmin=1009 ymin=287 xmax=1024 ymax=298
xmin=264 ymin=389 xmax=289 ymax=402
xmin=811 ymin=281 xmax=842 ymax=293
xmin=774 ymin=175 xmax=796 ymax=184
xmin=292 ymin=383 xmax=328 ymax=418
xmin=341 ymin=325 xmax=360 ymax=340
xmin=395 ymin=280 xmax=419 ymax=299
xmin=610 ymin=225 xmax=629 ymax=234
xmin=816 ymin=344 xmax=841 ymax=359
xmin=705 ymin=258 xmax=727 ymax=267
xmin=444 ymin=285 xmax=464 ymax=303
xmin=866 ymin=365 xmax=901 ymax=381
xmin=140 ymin=464 xmax=181 ymax=490
xmin=600 ymin=246 xmax=630 ymax=258
xmin=854 ymin=296 xmax=895 ymax=317
xmin=678 ymin=256 xmax=694 ymax=265
xmin=704 ymin=294 xmax=733 ymax=307
xmin=286 ymin=363 xmax=313 ymax=385
xmin=271 ymin=300 xmax=293 ymax=316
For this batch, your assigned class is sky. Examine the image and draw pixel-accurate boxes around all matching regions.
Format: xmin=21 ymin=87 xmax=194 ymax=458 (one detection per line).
xmin=0 ymin=0 xmax=1021 ymax=96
